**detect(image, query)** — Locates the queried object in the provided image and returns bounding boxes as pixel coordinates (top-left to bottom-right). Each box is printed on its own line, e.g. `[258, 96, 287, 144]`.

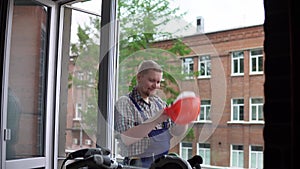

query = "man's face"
[137, 69, 163, 97]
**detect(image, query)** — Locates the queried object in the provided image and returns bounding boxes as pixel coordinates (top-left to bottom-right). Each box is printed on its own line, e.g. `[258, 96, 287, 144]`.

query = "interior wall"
[263, 0, 298, 168]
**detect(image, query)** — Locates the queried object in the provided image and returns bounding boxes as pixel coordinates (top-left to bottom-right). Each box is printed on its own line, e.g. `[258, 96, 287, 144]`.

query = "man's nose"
[154, 83, 160, 89]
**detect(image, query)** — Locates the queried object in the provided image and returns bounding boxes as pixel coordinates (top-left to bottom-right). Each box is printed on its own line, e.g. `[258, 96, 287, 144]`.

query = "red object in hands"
[164, 91, 201, 125]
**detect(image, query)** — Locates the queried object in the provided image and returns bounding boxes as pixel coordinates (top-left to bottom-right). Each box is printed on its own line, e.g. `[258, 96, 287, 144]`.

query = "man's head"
[136, 60, 163, 98]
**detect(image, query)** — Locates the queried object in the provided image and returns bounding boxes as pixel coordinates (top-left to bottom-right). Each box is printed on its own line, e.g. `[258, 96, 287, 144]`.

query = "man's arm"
[120, 113, 169, 146]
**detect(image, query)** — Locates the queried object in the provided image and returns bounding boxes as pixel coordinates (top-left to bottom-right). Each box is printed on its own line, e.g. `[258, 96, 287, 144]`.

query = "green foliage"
[117, 0, 192, 103]
[168, 39, 192, 56]
[69, 16, 101, 140]
[117, 0, 190, 63]
[184, 127, 195, 141]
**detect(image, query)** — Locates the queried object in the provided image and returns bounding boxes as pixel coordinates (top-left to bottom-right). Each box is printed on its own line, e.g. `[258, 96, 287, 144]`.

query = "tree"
[117, 0, 192, 101]
[118, 0, 191, 63]
[69, 16, 101, 143]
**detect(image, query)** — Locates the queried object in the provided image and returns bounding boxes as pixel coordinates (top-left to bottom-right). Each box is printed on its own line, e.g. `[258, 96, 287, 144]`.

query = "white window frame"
[250, 98, 264, 122]
[85, 139, 92, 145]
[74, 103, 82, 120]
[2, 1, 58, 169]
[182, 57, 194, 79]
[180, 142, 193, 161]
[198, 55, 211, 78]
[231, 98, 244, 122]
[231, 51, 244, 76]
[75, 71, 84, 88]
[249, 145, 263, 169]
[197, 143, 210, 165]
[87, 71, 94, 87]
[73, 138, 78, 145]
[230, 144, 244, 168]
[196, 100, 211, 122]
[249, 49, 263, 75]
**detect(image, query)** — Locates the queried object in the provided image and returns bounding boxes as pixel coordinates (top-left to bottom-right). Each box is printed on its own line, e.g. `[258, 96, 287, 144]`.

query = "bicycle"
[61, 147, 202, 169]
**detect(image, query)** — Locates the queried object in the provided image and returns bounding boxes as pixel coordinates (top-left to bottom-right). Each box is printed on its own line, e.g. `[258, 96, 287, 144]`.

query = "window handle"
[4, 129, 11, 141]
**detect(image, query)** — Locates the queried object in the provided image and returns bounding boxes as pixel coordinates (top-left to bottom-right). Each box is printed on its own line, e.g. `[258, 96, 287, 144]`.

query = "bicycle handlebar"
[66, 154, 123, 169]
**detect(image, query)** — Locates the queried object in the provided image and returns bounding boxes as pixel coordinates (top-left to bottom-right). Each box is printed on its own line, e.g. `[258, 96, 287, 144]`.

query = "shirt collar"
[130, 87, 151, 105]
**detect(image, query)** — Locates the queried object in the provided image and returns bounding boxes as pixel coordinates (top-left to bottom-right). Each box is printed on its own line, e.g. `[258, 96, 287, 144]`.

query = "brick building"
[65, 24, 265, 168]
[151, 24, 265, 168]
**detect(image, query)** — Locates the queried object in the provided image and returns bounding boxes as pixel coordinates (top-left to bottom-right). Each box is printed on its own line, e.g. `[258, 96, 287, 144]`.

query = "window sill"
[193, 120, 212, 124]
[227, 121, 264, 124]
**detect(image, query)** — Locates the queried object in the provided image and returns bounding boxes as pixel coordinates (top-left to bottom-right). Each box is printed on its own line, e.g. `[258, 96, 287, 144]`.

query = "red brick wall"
[153, 25, 264, 167]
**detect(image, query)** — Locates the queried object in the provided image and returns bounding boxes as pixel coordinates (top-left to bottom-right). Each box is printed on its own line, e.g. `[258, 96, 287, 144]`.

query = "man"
[114, 60, 187, 168]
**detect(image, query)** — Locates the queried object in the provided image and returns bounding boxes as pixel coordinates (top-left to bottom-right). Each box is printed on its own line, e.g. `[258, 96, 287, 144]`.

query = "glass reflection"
[6, 0, 49, 160]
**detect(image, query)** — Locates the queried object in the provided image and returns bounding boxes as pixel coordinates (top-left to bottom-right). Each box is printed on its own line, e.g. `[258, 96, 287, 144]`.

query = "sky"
[170, 0, 265, 33]
[71, 0, 265, 38]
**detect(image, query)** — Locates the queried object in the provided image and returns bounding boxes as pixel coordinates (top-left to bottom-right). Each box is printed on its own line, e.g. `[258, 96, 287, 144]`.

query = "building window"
[73, 138, 78, 145]
[180, 142, 193, 160]
[87, 71, 95, 86]
[77, 71, 84, 80]
[74, 103, 82, 120]
[87, 103, 94, 110]
[76, 71, 85, 87]
[85, 139, 92, 145]
[231, 145, 244, 168]
[197, 143, 210, 165]
[231, 99, 244, 121]
[250, 49, 263, 74]
[250, 98, 264, 122]
[198, 55, 211, 78]
[182, 57, 194, 79]
[197, 100, 211, 121]
[231, 51, 244, 75]
[249, 145, 263, 169]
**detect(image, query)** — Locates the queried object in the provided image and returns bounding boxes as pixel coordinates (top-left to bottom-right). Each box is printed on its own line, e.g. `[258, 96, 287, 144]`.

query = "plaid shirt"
[114, 87, 171, 157]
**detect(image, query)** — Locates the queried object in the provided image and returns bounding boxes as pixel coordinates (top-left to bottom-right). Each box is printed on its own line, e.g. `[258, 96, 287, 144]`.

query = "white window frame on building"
[197, 143, 211, 165]
[231, 98, 244, 122]
[231, 51, 244, 76]
[87, 71, 95, 86]
[230, 144, 244, 168]
[198, 55, 211, 78]
[250, 98, 264, 122]
[182, 57, 194, 79]
[249, 145, 263, 169]
[74, 102, 82, 120]
[196, 99, 211, 122]
[180, 142, 193, 161]
[249, 48, 264, 75]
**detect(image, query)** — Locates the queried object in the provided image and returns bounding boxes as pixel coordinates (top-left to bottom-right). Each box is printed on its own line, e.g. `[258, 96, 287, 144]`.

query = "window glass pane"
[259, 57, 263, 71]
[200, 107, 205, 120]
[206, 106, 211, 120]
[239, 106, 244, 120]
[252, 106, 257, 120]
[252, 98, 263, 103]
[252, 57, 257, 71]
[6, 0, 50, 160]
[60, 0, 102, 156]
[233, 107, 238, 120]
[233, 60, 238, 73]
[240, 58, 244, 73]
[251, 49, 263, 55]
[232, 152, 237, 166]
[112, 0, 265, 168]
[238, 151, 244, 167]
[258, 106, 264, 120]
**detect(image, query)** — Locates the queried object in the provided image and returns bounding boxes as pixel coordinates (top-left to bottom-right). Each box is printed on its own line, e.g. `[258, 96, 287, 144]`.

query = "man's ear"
[136, 73, 142, 82]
